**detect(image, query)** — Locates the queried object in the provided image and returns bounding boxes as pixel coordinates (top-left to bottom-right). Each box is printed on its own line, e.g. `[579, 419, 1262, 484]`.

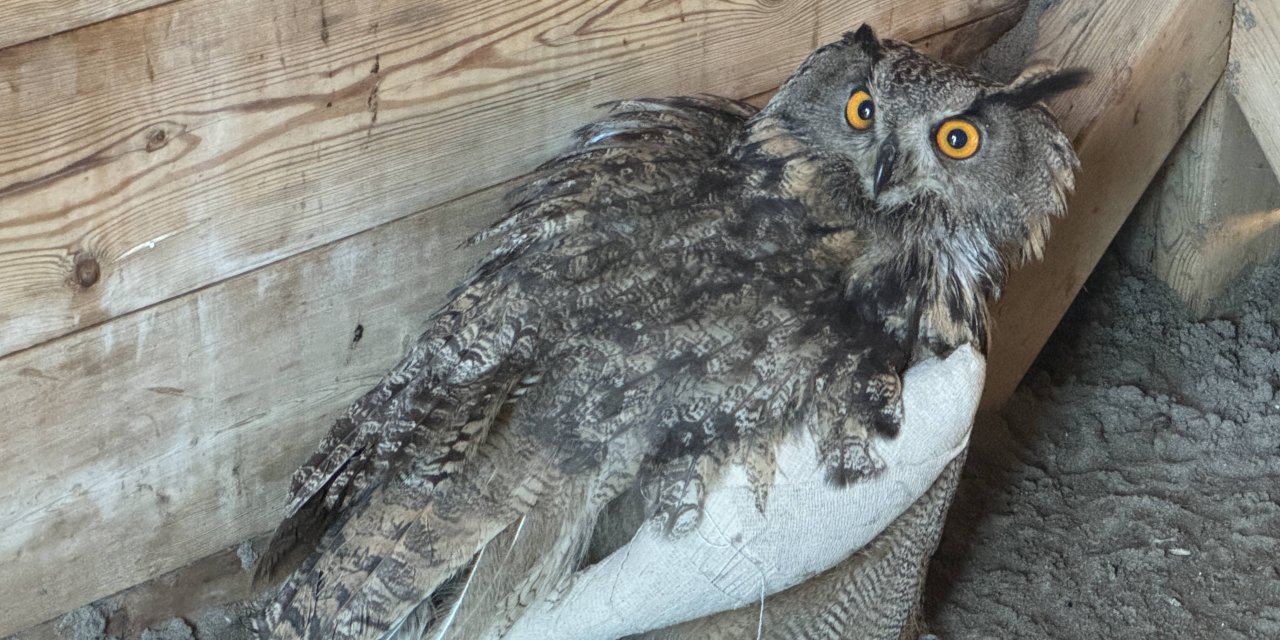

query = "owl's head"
[760, 25, 1086, 268]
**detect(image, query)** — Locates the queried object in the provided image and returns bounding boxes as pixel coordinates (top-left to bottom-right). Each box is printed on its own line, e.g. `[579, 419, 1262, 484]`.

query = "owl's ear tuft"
[844, 24, 883, 61]
[996, 65, 1091, 109]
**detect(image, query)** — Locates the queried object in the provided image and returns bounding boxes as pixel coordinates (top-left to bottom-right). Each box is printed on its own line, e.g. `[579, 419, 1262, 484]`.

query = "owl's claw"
[819, 428, 885, 486]
[862, 370, 905, 437]
[644, 456, 706, 535]
[818, 368, 903, 486]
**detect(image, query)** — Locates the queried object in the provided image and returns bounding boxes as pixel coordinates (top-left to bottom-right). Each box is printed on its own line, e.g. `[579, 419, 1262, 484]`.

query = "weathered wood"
[911, 1, 1026, 66]
[7, 535, 267, 640]
[1230, 0, 1280, 179]
[739, 3, 1029, 108]
[0, 3, 1026, 632]
[0, 0, 1021, 360]
[980, 0, 1233, 408]
[1136, 77, 1280, 318]
[0, 182, 504, 636]
[0, 0, 172, 51]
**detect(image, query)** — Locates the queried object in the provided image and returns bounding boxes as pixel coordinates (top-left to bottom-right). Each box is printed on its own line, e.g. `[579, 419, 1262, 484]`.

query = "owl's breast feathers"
[259, 96, 988, 640]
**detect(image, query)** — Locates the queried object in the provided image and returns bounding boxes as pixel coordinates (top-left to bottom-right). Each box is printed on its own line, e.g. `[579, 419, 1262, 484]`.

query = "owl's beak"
[873, 137, 897, 197]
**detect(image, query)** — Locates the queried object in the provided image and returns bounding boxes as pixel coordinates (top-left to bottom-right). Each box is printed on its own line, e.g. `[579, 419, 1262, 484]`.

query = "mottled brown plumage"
[257, 25, 1082, 640]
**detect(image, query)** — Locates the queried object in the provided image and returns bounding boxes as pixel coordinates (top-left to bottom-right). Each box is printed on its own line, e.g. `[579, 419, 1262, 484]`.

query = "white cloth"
[505, 345, 985, 639]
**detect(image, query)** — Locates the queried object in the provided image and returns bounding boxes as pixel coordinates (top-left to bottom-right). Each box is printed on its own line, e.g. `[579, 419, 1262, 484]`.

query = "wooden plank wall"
[0, 0, 1025, 633]
[980, 0, 1233, 407]
[0, 0, 1017, 359]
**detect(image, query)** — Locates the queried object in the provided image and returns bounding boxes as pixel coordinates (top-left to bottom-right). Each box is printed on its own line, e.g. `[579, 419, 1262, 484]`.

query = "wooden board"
[911, 1, 1026, 66]
[1230, 0, 1280, 178]
[980, 0, 1233, 408]
[0, 0, 1021, 360]
[0, 182, 503, 636]
[0, 2, 1025, 633]
[6, 535, 269, 640]
[1136, 77, 1280, 318]
[0, 0, 172, 51]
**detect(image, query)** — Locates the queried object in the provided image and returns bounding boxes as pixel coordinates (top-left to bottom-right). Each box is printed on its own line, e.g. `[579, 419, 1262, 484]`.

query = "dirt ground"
[927, 5, 1280, 632]
[927, 223, 1280, 638]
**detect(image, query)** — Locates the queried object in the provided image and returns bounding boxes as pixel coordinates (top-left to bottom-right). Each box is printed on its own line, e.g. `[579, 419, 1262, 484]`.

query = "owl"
[255, 24, 1084, 640]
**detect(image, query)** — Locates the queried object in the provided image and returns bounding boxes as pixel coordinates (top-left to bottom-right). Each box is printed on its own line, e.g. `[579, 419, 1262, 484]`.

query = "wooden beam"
[0, 0, 1021, 360]
[980, 0, 1232, 408]
[1230, 0, 1280, 179]
[6, 535, 268, 640]
[0, 3, 1025, 633]
[0, 0, 172, 52]
[911, 2, 1026, 66]
[1136, 77, 1280, 318]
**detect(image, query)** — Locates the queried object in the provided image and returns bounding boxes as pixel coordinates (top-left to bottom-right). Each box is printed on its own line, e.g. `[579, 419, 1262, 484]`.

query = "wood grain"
[0, 181, 504, 636]
[0, 1, 1024, 632]
[1230, 0, 1280, 178]
[1136, 78, 1280, 318]
[980, 0, 1233, 408]
[7, 534, 270, 640]
[911, 1, 1026, 66]
[0, 0, 1020, 360]
[0, 0, 173, 51]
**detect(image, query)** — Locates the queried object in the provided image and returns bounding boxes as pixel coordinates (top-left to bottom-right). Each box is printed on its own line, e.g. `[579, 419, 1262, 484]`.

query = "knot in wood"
[73, 254, 100, 288]
[146, 127, 168, 152]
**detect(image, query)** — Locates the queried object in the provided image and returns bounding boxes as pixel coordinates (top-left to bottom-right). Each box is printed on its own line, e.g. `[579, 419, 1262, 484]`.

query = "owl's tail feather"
[417, 476, 598, 639]
[264, 425, 564, 640]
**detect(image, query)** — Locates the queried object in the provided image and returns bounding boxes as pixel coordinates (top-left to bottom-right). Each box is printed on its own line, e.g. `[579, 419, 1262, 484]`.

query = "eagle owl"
[256, 25, 1083, 640]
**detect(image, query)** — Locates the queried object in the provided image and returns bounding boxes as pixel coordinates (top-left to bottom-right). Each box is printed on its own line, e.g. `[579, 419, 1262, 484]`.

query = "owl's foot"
[819, 429, 885, 486]
[819, 370, 903, 486]
[859, 370, 905, 437]
[643, 455, 706, 535]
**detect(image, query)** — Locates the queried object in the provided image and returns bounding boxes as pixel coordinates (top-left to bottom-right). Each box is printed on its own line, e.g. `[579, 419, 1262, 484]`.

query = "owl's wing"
[255, 94, 758, 587]
[258, 95, 761, 639]
[504, 345, 985, 639]
[252, 280, 539, 588]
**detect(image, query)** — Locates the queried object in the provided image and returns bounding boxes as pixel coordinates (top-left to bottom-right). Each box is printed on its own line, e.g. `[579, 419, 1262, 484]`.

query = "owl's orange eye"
[845, 88, 874, 130]
[935, 119, 981, 159]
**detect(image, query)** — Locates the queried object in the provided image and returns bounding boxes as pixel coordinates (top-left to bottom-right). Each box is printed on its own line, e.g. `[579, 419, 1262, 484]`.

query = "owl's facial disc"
[760, 26, 1086, 255]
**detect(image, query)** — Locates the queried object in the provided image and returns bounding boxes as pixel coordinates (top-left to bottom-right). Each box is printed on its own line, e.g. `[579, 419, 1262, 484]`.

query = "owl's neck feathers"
[842, 206, 1003, 356]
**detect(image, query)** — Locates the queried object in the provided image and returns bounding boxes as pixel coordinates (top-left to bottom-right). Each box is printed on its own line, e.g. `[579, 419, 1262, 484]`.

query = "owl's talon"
[820, 433, 884, 486]
[863, 370, 905, 438]
[644, 456, 706, 535]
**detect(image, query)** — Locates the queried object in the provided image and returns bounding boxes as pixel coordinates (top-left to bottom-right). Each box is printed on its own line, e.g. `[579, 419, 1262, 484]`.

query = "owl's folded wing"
[502, 344, 984, 639]
[253, 95, 759, 590]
